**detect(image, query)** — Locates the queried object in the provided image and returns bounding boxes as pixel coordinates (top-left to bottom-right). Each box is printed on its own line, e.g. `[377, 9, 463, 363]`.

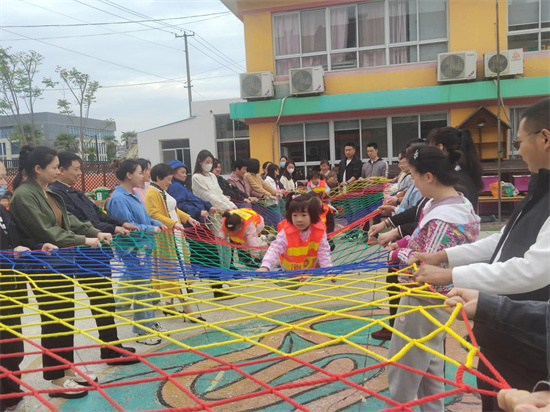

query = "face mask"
[0, 184, 7, 197]
[279, 161, 286, 168]
[287, 168, 294, 174]
[202, 163, 213, 172]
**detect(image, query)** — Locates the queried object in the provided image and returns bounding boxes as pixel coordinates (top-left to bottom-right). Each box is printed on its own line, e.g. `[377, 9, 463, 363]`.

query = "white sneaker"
[67, 371, 98, 387]
[136, 333, 161, 345]
[151, 323, 165, 333]
[49, 378, 88, 399]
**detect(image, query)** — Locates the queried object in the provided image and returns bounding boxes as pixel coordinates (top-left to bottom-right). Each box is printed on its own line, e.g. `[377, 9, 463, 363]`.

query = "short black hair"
[58, 151, 82, 170]
[0, 195, 9, 201]
[262, 161, 271, 171]
[233, 158, 247, 171]
[366, 142, 378, 150]
[136, 158, 151, 172]
[150, 163, 173, 182]
[344, 141, 356, 149]
[247, 158, 260, 174]
[284, 192, 321, 224]
[521, 97, 550, 133]
[222, 211, 243, 232]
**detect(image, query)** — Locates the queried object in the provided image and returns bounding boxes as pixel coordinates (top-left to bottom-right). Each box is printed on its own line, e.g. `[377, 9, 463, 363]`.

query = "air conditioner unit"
[289, 66, 325, 95]
[437, 51, 478, 82]
[239, 71, 274, 100]
[483, 49, 524, 78]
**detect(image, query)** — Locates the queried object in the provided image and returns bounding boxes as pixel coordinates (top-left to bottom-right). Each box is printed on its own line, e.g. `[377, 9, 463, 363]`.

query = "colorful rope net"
[0, 179, 508, 411]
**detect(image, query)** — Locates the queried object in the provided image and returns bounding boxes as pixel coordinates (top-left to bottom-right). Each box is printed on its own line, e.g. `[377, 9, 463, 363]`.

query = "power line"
[0, 27, 186, 84]
[0, 12, 230, 28]
[194, 33, 246, 72]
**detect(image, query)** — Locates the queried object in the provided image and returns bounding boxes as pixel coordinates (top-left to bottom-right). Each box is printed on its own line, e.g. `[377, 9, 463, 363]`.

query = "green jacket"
[11, 179, 100, 248]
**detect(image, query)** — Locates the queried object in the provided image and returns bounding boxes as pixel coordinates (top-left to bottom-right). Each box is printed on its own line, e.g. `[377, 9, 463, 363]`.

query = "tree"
[8, 123, 43, 146]
[120, 130, 137, 149]
[44, 67, 100, 158]
[54, 132, 79, 153]
[102, 134, 117, 161]
[85, 146, 96, 162]
[0, 47, 46, 145]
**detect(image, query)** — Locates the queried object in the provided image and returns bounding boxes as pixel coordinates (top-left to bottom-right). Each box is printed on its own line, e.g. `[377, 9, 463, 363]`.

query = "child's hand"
[256, 267, 269, 272]
[386, 242, 399, 251]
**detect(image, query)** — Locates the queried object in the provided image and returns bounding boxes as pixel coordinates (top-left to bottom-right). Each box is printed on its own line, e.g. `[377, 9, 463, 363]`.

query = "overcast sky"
[0, 0, 245, 138]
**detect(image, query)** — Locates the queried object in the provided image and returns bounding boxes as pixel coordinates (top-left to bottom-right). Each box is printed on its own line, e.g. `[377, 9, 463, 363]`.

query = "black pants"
[477, 348, 547, 411]
[30, 270, 76, 381]
[386, 269, 399, 327]
[74, 250, 119, 345]
[0, 272, 25, 410]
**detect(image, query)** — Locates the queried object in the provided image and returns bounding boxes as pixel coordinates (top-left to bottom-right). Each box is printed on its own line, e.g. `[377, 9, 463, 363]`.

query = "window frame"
[507, 0, 550, 52]
[272, 0, 449, 75]
[215, 115, 251, 174]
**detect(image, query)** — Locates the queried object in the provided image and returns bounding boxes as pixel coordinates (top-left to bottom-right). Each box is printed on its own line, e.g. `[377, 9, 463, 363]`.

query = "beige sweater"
[246, 173, 277, 197]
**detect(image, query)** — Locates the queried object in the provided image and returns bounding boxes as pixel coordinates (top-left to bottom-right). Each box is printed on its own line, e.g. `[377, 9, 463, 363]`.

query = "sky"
[0, 0, 246, 138]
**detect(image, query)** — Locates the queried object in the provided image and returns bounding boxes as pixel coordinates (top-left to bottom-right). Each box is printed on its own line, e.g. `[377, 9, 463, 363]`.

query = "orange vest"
[221, 208, 262, 244]
[307, 179, 327, 194]
[320, 203, 330, 225]
[279, 220, 326, 270]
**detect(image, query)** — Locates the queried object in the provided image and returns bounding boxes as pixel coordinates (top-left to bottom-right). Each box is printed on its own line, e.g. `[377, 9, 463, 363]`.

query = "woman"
[192, 150, 236, 212]
[133, 158, 151, 202]
[212, 158, 253, 204]
[106, 159, 165, 345]
[245, 159, 278, 199]
[279, 156, 288, 169]
[191, 150, 236, 299]
[280, 159, 297, 192]
[167, 159, 216, 225]
[10, 146, 108, 398]
[426, 127, 484, 211]
[264, 163, 281, 192]
[145, 163, 204, 322]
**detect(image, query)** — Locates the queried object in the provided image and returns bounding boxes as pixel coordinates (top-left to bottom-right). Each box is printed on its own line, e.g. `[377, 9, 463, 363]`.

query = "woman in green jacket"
[10, 146, 111, 399]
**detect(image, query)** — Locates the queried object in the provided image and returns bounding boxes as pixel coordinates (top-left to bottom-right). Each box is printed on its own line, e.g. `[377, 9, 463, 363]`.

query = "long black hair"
[406, 144, 460, 187]
[13, 145, 58, 189]
[282, 159, 296, 180]
[426, 127, 483, 191]
[193, 150, 214, 175]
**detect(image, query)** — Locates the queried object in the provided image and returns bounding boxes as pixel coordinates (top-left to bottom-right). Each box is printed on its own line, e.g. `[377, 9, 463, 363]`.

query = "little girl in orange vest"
[258, 193, 332, 271]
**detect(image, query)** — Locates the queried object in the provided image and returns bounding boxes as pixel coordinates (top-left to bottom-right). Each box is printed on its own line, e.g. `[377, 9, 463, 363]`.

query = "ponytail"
[13, 145, 57, 190]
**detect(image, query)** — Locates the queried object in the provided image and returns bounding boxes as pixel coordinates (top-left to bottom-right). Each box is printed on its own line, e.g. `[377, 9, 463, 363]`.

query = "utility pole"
[496, 0, 502, 221]
[175, 31, 195, 118]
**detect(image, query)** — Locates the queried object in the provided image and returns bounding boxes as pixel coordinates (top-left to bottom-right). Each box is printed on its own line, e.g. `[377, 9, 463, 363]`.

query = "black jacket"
[474, 168, 550, 387]
[387, 197, 430, 238]
[48, 181, 125, 234]
[216, 175, 248, 202]
[337, 156, 363, 184]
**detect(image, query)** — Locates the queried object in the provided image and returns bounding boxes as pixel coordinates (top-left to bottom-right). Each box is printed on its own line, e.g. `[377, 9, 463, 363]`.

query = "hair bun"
[110, 158, 122, 170]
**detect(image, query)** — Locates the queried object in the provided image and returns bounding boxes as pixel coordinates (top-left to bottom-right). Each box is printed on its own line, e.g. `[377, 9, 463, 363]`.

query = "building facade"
[222, 0, 550, 175]
[137, 98, 250, 174]
[0, 112, 116, 162]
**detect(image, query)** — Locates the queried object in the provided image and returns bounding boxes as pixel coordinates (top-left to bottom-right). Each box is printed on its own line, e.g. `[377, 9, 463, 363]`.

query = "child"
[385, 145, 480, 412]
[258, 193, 332, 271]
[307, 172, 330, 196]
[219, 208, 265, 266]
[0, 195, 9, 209]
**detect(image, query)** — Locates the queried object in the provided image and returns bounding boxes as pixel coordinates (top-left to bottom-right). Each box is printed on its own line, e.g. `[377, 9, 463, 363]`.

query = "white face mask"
[287, 168, 295, 174]
[202, 163, 213, 172]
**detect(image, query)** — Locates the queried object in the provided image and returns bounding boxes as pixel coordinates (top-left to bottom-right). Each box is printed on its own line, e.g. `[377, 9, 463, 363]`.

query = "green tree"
[85, 146, 96, 162]
[54, 132, 79, 153]
[44, 67, 100, 157]
[8, 123, 43, 146]
[0, 47, 46, 145]
[102, 133, 117, 160]
[120, 130, 137, 149]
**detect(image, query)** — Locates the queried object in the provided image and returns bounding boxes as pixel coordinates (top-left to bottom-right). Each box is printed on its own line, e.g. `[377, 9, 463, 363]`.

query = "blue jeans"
[116, 244, 157, 334]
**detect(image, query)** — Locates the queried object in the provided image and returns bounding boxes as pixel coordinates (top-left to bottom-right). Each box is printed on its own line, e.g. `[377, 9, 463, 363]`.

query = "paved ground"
[10, 224, 505, 411]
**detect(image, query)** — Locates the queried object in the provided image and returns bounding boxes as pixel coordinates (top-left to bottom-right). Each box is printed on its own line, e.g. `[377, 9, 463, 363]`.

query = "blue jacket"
[106, 185, 161, 231]
[167, 178, 212, 220]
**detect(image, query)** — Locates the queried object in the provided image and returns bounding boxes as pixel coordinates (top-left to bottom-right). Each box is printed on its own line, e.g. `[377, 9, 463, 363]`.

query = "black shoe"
[162, 309, 184, 317]
[213, 290, 236, 300]
[185, 315, 206, 324]
[101, 346, 139, 366]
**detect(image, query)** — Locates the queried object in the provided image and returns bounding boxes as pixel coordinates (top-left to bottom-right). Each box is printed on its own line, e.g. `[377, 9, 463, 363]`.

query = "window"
[280, 122, 329, 178]
[273, 0, 448, 75]
[215, 115, 251, 173]
[279, 112, 447, 175]
[508, 0, 550, 51]
[161, 139, 191, 169]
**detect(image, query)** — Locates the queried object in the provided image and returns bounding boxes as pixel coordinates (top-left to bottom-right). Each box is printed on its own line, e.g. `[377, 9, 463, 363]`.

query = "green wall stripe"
[230, 76, 550, 120]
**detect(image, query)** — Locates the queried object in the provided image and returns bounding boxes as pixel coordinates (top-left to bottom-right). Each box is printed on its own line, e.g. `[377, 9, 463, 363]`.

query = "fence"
[5, 161, 117, 193]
